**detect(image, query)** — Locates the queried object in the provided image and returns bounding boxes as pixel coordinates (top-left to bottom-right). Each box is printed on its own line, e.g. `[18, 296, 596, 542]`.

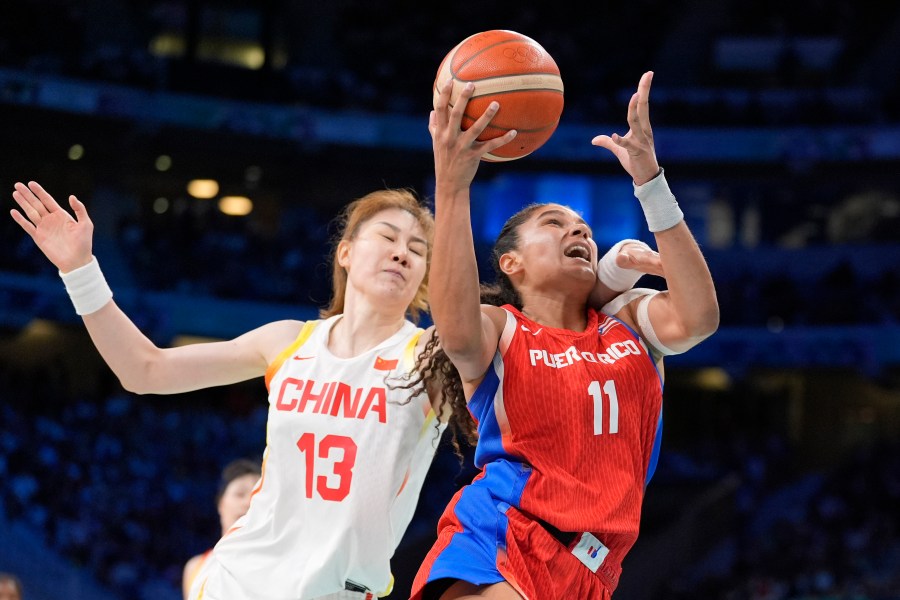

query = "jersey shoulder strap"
[264, 320, 321, 388]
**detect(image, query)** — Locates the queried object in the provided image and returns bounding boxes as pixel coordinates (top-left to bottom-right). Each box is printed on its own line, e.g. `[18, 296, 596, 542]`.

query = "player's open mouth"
[563, 243, 591, 262]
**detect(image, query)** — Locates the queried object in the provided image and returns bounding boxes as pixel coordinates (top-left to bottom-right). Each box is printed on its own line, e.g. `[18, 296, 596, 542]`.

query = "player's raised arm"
[427, 80, 516, 384]
[10, 181, 293, 394]
[593, 72, 719, 354]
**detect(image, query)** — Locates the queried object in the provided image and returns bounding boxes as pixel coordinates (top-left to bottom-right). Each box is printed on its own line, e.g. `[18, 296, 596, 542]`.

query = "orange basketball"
[433, 30, 564, 162]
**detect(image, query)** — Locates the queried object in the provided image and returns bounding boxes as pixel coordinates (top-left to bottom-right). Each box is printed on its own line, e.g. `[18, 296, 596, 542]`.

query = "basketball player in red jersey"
[411, 71, 719, 600]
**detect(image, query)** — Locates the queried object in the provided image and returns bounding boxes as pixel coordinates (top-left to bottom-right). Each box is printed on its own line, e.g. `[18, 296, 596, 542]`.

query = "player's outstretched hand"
[591, 71, 661, 186]
[429, 79, 518, 193]
[10, 181, 94, 273]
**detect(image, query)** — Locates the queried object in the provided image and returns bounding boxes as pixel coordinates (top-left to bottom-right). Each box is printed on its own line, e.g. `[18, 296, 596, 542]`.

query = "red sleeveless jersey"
[468, 305, 664, 544]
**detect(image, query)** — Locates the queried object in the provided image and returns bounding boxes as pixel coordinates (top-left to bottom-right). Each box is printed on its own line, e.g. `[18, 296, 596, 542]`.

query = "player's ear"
[498, 251, 522, 277]
[337, 239, 352, 269]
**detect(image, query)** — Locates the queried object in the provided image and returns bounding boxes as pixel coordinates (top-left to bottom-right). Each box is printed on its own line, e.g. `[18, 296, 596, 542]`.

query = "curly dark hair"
[392, 203, 547, 460]
[390, 333, 474, 461]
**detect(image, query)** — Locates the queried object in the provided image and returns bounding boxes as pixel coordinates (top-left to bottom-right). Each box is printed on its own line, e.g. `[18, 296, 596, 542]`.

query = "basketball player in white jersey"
[10, 180, 661, 599]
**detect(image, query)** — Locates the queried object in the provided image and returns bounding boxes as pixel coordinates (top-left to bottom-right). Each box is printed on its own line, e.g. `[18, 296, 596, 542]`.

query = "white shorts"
[188, 552, 376, 600]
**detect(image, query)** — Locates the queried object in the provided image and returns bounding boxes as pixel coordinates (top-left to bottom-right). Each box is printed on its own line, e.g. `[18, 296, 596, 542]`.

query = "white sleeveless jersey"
[194, 316, 446, 600]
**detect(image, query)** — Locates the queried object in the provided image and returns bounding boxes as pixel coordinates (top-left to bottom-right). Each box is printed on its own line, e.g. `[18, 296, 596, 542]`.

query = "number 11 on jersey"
[588, 380, 619, 435]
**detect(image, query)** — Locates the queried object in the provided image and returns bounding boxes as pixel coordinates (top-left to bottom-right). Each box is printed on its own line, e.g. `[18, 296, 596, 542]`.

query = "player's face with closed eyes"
[339, 208, 429, 308]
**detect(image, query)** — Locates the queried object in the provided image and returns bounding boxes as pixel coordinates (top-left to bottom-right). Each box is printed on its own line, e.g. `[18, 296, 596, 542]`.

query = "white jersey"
[191, 316, 446, 600]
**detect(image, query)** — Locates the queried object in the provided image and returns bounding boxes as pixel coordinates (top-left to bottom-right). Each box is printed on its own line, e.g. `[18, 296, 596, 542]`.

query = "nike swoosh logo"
[293, 356, 315, 360]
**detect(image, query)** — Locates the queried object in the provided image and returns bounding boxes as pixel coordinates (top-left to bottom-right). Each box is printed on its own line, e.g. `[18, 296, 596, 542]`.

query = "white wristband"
[59, 256, 113, 315]
[597, 239, 650, 292]
[633, 168, 684, 232]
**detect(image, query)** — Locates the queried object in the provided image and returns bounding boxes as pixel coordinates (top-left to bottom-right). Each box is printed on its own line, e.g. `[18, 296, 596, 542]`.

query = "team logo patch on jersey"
[571, 532, 609, 573]
[373, 356, 398, 371]
[598, 315, 619, 332]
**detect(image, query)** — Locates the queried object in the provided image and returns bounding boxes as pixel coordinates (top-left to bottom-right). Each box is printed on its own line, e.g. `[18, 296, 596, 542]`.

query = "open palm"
[591, 71, 661, 186]
[10, 181, 94, 273]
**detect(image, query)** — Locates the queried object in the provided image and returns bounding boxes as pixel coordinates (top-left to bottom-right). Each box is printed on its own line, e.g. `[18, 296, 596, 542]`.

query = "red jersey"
[468, 305, 664, 552]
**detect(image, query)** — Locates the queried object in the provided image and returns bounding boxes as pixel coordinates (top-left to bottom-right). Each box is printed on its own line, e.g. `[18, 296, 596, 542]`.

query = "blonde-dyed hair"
[320, 188, 434, 323]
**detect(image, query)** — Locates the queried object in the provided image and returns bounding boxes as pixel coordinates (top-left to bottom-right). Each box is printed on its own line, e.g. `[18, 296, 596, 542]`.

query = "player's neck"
[327, 309, 407, 358]
[520, 293, 588, 332]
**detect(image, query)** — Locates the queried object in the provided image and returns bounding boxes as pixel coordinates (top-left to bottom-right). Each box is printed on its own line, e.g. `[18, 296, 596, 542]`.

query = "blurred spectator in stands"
[182, 457, 261, 599]
[0, 573, 23, 600]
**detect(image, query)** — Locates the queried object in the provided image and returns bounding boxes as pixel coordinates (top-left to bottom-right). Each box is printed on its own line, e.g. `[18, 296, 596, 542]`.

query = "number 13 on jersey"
[296, 433, 358, 501]
[588, 380, 619, 435]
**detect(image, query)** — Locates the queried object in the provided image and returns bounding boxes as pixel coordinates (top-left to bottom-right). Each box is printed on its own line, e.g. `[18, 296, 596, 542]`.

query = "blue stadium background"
[1, 1, 899, 599]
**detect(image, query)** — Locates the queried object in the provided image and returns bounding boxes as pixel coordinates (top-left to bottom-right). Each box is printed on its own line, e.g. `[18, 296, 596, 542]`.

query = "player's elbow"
[115, 356, 164, 395]
[438, 335, 479, 363]
[435, 333, 491, 381]
[118, 375, 152, 395]
[685, 302, 720, 341]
